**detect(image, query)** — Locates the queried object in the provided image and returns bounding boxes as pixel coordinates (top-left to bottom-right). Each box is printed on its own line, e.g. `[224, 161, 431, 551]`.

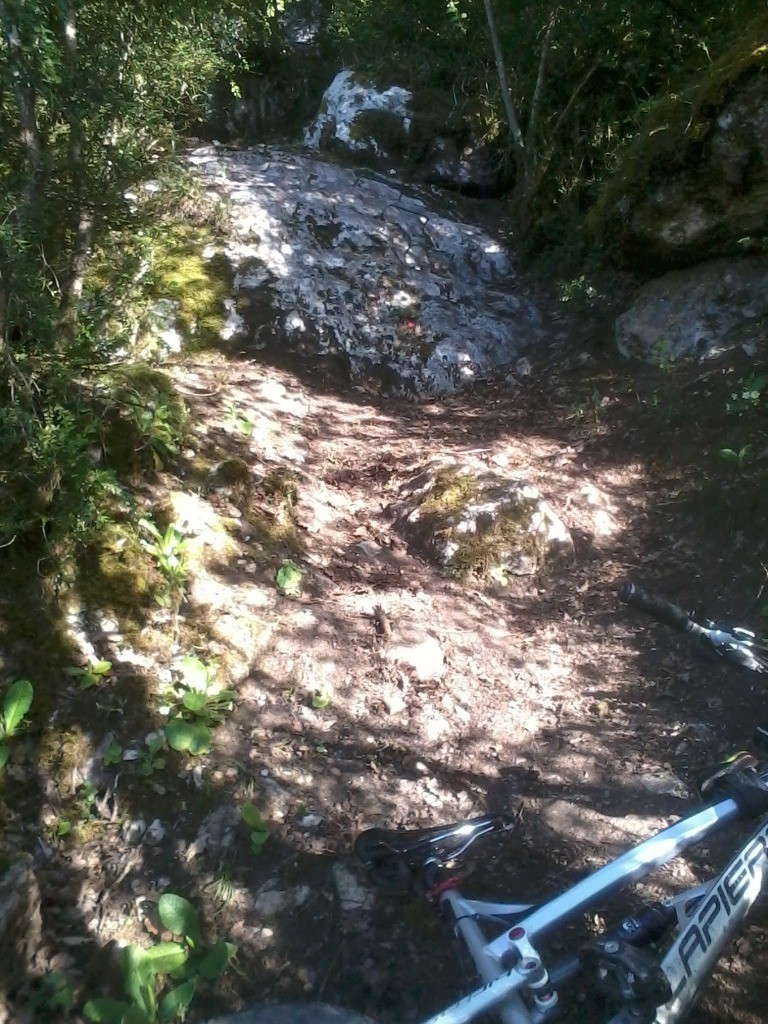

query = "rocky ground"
[2, 284, 768, 1024]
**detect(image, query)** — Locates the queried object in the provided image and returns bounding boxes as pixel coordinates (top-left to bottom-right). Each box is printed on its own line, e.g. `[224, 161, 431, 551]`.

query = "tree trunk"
[0, 6, 44, 205]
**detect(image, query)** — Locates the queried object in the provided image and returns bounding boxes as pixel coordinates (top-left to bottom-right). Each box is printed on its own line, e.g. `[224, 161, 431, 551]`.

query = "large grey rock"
[615, 258, 768, 361]
[305, 71, 503, 195]
[187, 145, 542, 395]
[304, 70, 412, 160]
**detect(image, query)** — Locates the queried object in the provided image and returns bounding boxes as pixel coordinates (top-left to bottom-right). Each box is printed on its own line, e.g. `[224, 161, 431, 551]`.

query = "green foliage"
[0, 0, 278, 564]
[224, 401, 255, 436]
[327, 1, 763, 251]
[160, 656, 235, 756]
[139, 733, 168, 777]
[275, 559, 302, 596]
[0, 678, 34, 770]
[241, 804, 270, 852]
[727, 374, 768, 416]
[587, 11, 768, 256]
[84, 893, 235, 1023]
[139, 517, 189, 602]
[30, 970, 75, 1017]
[65, 658, 113, 690]
[719, 370, 768, 473]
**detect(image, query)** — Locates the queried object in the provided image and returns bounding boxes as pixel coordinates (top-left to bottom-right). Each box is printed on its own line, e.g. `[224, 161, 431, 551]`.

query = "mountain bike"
[210, 581, 768, 1024]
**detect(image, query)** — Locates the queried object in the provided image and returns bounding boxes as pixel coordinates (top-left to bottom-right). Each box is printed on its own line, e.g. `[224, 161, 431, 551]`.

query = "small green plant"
[160, 657, 235, 759]
[84, 893, 235, 1024]
[129, 402, 182, 469]
[652, 338, 675, 374]
[223, 401, 255, 436]
[139, 733, 168, 777]
[139, 517, 189, 602]
[241, 805, 270, 853]
[726, 373, 768, 416]
[275, 559, 302, 596]
[311, 690, 330, 710]
[103, 739, 124, 766]
[30, 969, 74, 1016]
[720, 444, 754, 468]
[50, 782, 99, 840]
[0, 678, 34, 770]
[65, 657, 113, 690]
[54, 818, 74, 838]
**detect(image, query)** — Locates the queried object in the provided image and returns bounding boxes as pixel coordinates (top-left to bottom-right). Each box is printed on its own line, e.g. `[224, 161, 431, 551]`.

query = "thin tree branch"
[528, 8, 558, 150]
[482, 0, 525, 153]
[550, 59, 602, 142]
[58, 4, 94, 336]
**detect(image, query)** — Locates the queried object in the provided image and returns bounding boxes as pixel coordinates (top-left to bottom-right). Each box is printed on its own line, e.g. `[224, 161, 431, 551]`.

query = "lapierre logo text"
[667, 825, 768, 999]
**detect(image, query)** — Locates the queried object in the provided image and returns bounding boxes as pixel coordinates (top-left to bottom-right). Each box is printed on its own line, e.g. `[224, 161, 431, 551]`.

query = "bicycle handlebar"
[618, 581, 695, 634]
[619, 579, 768, 674]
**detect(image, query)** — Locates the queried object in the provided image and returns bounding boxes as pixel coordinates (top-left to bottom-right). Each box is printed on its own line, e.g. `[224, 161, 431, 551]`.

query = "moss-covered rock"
[391, 459, 573, 581]
[589, 14, 768, 270]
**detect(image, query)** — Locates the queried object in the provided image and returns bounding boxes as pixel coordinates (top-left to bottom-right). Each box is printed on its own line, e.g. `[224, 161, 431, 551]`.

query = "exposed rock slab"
[187, 144, 542, 395]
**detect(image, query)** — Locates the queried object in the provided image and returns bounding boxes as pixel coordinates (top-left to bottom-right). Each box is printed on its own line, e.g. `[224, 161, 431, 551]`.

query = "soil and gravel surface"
[2, 301, 768, 1024]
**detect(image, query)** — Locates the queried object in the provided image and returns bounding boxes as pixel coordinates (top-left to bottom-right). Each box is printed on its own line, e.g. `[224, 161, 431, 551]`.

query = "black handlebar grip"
[619, 581, 694, 633]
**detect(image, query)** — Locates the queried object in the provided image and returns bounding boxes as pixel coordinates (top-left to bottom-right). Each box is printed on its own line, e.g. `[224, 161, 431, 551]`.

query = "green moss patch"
[145, 223, 232, 351]
[397, 463, 571, 582]
[77, 521, 157, 614]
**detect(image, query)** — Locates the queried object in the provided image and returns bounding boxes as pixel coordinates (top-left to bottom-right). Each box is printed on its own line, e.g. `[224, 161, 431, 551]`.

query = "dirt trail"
[171, 339, 768, 1024]
[5, 331, 768, 1024]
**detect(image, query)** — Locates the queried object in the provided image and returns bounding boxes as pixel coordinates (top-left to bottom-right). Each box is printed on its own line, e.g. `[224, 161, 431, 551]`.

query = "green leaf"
[164, 719, 211, 754]
[158, 979, 196, 1021]
[142, 942, 188, 975]
[121, 947, 155, 1017]
[311, 691, 329, 709]
[250, 830, 269, 849]
[158, 894, 201, 944]
[196, 940, 235, 980]
[3, 679, 33, 736]
[123, 1007, 152, 1024]
[56, 820, 73, 837]
[182, 691, 208, 714]
[147, 734, 166, 755]
[240, 804, 263, 828]
[0, 745, 9, 771]
[178, 656, 210, 691]
[83, 998, 132, 1023]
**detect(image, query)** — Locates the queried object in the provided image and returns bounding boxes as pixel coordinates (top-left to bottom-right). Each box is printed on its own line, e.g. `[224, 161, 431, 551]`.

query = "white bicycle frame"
[416, 792, 768, 1024]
